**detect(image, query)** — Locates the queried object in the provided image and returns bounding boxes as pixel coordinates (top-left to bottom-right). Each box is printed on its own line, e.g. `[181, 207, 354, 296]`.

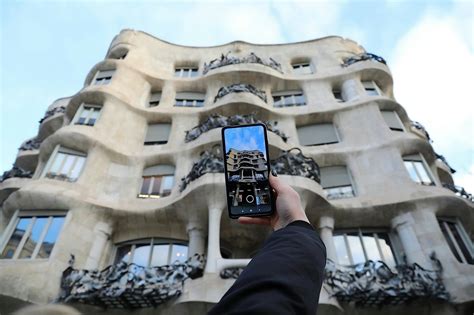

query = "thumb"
[269, 171, 290, 195]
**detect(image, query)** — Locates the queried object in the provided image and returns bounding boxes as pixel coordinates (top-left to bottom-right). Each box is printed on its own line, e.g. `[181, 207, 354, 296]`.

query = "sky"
[0, 0, 473, 191]
[224, 125, 267, 160]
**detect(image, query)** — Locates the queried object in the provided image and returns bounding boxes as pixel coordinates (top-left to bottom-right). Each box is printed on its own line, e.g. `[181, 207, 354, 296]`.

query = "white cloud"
[453, 163, 474, 193]
[390, 7, 474, 188]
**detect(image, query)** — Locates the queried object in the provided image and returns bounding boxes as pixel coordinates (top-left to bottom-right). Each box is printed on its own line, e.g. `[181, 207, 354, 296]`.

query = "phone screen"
[222, 124, 275, 218]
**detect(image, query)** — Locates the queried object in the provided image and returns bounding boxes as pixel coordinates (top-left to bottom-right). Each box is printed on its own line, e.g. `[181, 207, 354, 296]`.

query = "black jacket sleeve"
[208, 220, 327, 315]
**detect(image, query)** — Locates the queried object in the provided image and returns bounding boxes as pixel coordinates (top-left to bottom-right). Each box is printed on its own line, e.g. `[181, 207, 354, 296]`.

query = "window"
[438, 218, 474, 264]
[114, 239, 188, 269]
[93, 70, 114, 85]
[403, 154, 434, 185]
[175, 92, 205, 107]
[138, 165, 175, 198]
[72, 104, 101, 126]
[297, 123, 339, 146]
[148, 92, 161, 107]
[42, 147, 86, 182]
[292, 62, 312, 75]
[144, 123, 171, 145]
[362, 81, 381, 96]
[381, 110, 404, 131]
[320, 166, 355, 200]
[174, 67, 199, 78]
[0, 212, 66, 259]
[333, 89, 344, 102]
[273, 91, 306, 107]
[333, 229, 398, 267]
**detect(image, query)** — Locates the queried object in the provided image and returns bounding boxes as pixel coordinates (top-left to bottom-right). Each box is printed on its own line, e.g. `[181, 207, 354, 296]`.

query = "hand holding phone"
[222, 124, 276, 219]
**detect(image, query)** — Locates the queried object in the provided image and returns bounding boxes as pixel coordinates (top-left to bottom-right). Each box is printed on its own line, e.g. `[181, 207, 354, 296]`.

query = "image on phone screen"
[222, 124, 274, 218]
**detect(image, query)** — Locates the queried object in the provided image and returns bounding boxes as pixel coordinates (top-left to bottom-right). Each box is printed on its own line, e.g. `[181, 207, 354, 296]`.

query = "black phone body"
[221, 123, 276, 219]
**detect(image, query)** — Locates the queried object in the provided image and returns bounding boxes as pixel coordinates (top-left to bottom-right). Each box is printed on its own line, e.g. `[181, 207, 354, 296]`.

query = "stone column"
[205, 205, 223, 273]
[318, 216, 337, 262]
[391, 212, 431, 267]
[341, 78, 362, 102]
[187, 221, 205, 257]
[84, 222, 112, 270]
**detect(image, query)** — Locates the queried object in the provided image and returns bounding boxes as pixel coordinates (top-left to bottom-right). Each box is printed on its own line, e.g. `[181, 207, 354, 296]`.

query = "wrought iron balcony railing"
[214, 83, 267, 103]
[0, 166, 33, 183]
[18, 137, 42, 151]
[203, 52, 283, 75]
[180, 146, 320, 192]
[57, 254, 205, 309]
[435, 153, 456, 173]
[410, 120, 432, 142]
[39, 105, 66, 124]
[442, 183, 474, 202]
[342, 52, 387, 67]
[184, 113, 288, 143]
[221, 253, 449, 307]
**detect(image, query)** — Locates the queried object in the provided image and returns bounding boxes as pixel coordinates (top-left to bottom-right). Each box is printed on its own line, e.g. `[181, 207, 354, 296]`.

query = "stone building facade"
[0, 30, 473, 314]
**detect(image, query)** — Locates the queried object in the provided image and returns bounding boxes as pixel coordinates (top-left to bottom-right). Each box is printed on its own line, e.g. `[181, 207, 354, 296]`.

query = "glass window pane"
[1, 218, 31, 258]
[377, 233, 396, 268]
[132, 244, 152, 267]
[404, 161, 419, 182]
[140, 177, 152, 195]
[294, 94, 305, 105]
[61, 155, 76, 176]
[161, 176, 174, 196]
[38, 217, 65, 258]
[414, 161, 431, 184]
[69, 156, 85, 180]
[114, 244, 132, 264]
[362, 234, 381, 261]
[87, 109, 100, 125]
[333, 235, 351, 265]
[49, 152, 66, 175]
[19, 218, 48, 259]
[150, 177, 162, 196]
[346, 234, 365, 264]
[170, 244, 188, 264]
[150, 244, 169, 267]
[448, 222, 474, 264]
[439, 222, 462, 262]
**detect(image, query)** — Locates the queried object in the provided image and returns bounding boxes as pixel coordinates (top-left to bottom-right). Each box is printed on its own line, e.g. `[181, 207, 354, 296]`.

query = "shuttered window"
[175, 67, 199, 78]
[320, 166, 355, 200]
[273, 91, 306, 107]
[292, 62, 312, 75]
[144, 124, 171, 145]
[139, 165, 175, 198]
[297, 124, 339, 146]
[93, 70, 115, 85]
[381, 111, 404, 131]
[362, 81, 381, 96]
[149, 92, 161, 107]
[175, 92, 205, 107]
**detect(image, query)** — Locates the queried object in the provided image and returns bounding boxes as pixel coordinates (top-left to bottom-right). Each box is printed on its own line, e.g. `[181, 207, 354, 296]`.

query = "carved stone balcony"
[57, 254, 205, 309]
[0, 166, 33, 183]
[203, 52, 283, 75]
[180, 146, 320, 192]
[342, 52, 387, 67]
[221, 253, 449, 307]
[442, 183, 474, 203]
[214, 83, 267, 103]
[184, 113, 288, 143]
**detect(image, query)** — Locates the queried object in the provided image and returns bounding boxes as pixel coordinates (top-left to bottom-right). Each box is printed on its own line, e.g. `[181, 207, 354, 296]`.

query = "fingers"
[238, 216, 271, 226]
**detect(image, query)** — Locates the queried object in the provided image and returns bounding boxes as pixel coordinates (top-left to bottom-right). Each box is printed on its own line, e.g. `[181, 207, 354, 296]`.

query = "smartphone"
[222, 123, 275, 219]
